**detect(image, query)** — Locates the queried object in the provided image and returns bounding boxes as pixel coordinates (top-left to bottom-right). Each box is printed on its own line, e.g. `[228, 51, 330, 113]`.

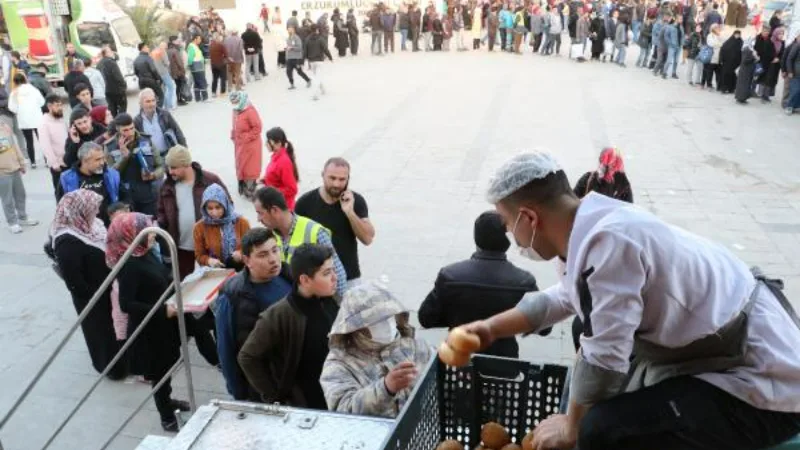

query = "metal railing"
[0, 227, 197, 450]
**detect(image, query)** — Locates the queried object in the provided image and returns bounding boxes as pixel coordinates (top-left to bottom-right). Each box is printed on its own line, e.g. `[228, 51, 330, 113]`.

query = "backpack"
[697, 44, 713, 64]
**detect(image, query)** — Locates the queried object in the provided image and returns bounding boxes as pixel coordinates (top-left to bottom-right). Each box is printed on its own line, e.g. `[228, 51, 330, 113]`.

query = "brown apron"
[625, 267, 800, 393]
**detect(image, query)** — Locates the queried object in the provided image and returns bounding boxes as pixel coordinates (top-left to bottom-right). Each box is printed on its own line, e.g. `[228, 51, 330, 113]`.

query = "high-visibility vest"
[274, 215, 325, 263]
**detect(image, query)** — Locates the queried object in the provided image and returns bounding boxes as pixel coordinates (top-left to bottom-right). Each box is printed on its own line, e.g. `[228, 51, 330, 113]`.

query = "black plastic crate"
[382, 354, 569, 449]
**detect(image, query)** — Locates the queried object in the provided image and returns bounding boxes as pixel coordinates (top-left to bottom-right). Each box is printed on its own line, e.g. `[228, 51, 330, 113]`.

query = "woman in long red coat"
[262, 126, 299, 210]
[229, 91, 262, 200]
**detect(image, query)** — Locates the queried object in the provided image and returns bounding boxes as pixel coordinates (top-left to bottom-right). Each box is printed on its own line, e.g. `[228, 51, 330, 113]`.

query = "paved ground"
[1, 41, 800, 449]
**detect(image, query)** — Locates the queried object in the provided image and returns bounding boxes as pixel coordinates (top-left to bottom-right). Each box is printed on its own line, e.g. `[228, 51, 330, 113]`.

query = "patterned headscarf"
[201, 183, 240, 260]
[90, 105, 108, 127]
[105, 212, 154, 268]
[51, 189, 107, 251]
[597, 147, 625, 182]
[229, 90, 249, 111]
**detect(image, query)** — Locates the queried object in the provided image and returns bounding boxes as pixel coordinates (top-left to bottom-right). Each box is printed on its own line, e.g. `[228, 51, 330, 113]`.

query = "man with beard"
[64, 108, 105, 167]
[38, 95, 67, 196]
[295, 157, 374, 283]
[57, 142, 125, 226]
[158, 145, 228, 280]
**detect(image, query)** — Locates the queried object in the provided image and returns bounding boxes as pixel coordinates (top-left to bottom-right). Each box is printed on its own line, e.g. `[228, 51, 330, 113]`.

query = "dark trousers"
[186, 313, 219, 367]
[285, 59, 310, 86]
[106, 92, 127, 117]
[21, 128, 38, 164]
[152, 377, 175, 422]
[177, 248, 196, 281]
[532, 32, 543, 52]
[411, 27, 420, 51]
[579, 376, 800, 450]
[349, 32, 359, 55]
[499, 29, 508, 50]
[49, 168, 62, 198]
[702, 63, 721, 89]
[384, 30, 395, 52]
[175, 76, 190, 103]
[139, 80, 164, 107]
[473, 38, 480, 49]
[191, 71, 208, 102]
[488, 29, 497, 51]
[211, 65, 227, 95]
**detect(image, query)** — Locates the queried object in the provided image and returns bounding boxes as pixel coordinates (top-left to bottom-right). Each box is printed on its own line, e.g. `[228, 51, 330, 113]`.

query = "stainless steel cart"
[145, 400, 395, 450]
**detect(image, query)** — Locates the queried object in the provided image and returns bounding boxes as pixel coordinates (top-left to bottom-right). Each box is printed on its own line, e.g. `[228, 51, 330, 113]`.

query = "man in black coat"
[133, 43, 164, 108]
[419, 211, 550, 358]
[97, 46, 129, 117]
[63, 59, 93, 108]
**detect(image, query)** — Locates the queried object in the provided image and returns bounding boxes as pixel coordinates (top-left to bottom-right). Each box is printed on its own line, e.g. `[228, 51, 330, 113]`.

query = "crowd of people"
[1, 0, 799, 445]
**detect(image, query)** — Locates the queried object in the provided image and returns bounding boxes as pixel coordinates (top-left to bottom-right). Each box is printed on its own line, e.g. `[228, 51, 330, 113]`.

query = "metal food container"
[161, 400, 395, 450]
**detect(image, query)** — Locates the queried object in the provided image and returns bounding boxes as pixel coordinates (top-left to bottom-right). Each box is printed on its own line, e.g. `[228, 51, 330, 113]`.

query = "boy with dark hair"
[107, 201, 131, 221]
[215, 227, 292, 400]
[73, 82, 93, 113]
[238, 242, 339, 408]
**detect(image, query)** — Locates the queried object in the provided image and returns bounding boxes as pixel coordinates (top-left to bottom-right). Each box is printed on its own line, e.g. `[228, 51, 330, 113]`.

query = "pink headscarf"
[771, 27, 785, 54]
[105, 212, 153, 268]
[51, 189, 107, 251]
[597, 147, 625, 183]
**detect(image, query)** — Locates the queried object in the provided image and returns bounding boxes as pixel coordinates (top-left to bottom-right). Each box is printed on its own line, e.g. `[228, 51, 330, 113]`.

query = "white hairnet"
[486, 152, 563, 204]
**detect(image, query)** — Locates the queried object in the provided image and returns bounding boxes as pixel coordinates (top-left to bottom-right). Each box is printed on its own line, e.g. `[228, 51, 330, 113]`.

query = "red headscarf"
[105, 212, 154, 268]
[597, 147, 625, 183]
[90, 105, 108, 127]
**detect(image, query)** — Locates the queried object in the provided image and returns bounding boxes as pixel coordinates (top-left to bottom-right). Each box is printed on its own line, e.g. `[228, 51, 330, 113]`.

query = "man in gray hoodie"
[223, 30, 245, 90]
[285, 26, 311, 89]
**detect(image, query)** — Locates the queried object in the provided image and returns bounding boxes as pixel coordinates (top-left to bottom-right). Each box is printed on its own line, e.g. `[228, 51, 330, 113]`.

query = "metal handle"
[0, 227, 197, 450]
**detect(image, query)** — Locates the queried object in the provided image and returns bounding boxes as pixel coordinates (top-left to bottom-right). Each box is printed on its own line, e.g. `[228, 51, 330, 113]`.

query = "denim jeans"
[160, 74, 176, 109]
[615, 45, 627, 65]
[372, 31, 383, 54]
[667, 46, 680, 76]
[789, 76, 800, 109]
[400, 29, 408, 50]
[632, 20, 641, 42]
[636, 44, 651, 66]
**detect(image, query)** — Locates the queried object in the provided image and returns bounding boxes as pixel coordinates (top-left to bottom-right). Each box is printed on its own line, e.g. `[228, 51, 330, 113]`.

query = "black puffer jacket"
[419, 250, 550, 358]
[133, 52, 161, 86]
[97, 56, 127, 95]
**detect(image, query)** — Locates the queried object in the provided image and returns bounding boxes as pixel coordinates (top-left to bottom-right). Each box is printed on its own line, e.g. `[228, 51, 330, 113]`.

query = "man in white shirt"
[461, 152, 800, 450]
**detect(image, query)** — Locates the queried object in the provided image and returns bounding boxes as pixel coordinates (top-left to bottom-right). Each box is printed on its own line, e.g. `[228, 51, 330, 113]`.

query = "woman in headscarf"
[735, 38, 758, 104]
[193, 183, 250, 270]
[573, 147, 633, 202]
[346, 9, 359, 55]
[589, 11, 606, 60]
[718, 29, 744, 94]
[52, 189, 126, 379]
[107, 212, 188, 432]
[320, 281, 433, 418]
[332, 8, 350, 57]
[229, 91, 262, 201]
[762, 27, 786, 102]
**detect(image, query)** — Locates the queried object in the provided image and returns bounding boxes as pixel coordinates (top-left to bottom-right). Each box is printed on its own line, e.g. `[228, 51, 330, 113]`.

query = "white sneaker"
[19, 219, 39, 227]
[9, 224, 22, 234]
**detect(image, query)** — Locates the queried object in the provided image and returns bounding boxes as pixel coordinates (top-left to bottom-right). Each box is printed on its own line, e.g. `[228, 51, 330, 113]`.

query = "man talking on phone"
[63, 108, 105, 167]
[295, 157, 374, 283]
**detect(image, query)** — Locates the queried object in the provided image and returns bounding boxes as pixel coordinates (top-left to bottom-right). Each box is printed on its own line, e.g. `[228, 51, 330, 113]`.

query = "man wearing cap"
[459, 152, 800, 450]
[419, 211, 547, 359]
[157, 145, 229, 279]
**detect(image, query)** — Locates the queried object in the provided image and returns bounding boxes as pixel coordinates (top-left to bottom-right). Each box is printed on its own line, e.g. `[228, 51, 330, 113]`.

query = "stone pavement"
[1, 45, 800, 449]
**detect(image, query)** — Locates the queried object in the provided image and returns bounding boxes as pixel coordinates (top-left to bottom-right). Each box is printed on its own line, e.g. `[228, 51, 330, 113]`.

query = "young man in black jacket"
[419, 211, 550, 358]
[241, 23, 264, 82]
[304, 25, 333, 101]
[133, 43, 164, 108]
[64, 108, 105, 167]
[97, 46, 128, 117]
